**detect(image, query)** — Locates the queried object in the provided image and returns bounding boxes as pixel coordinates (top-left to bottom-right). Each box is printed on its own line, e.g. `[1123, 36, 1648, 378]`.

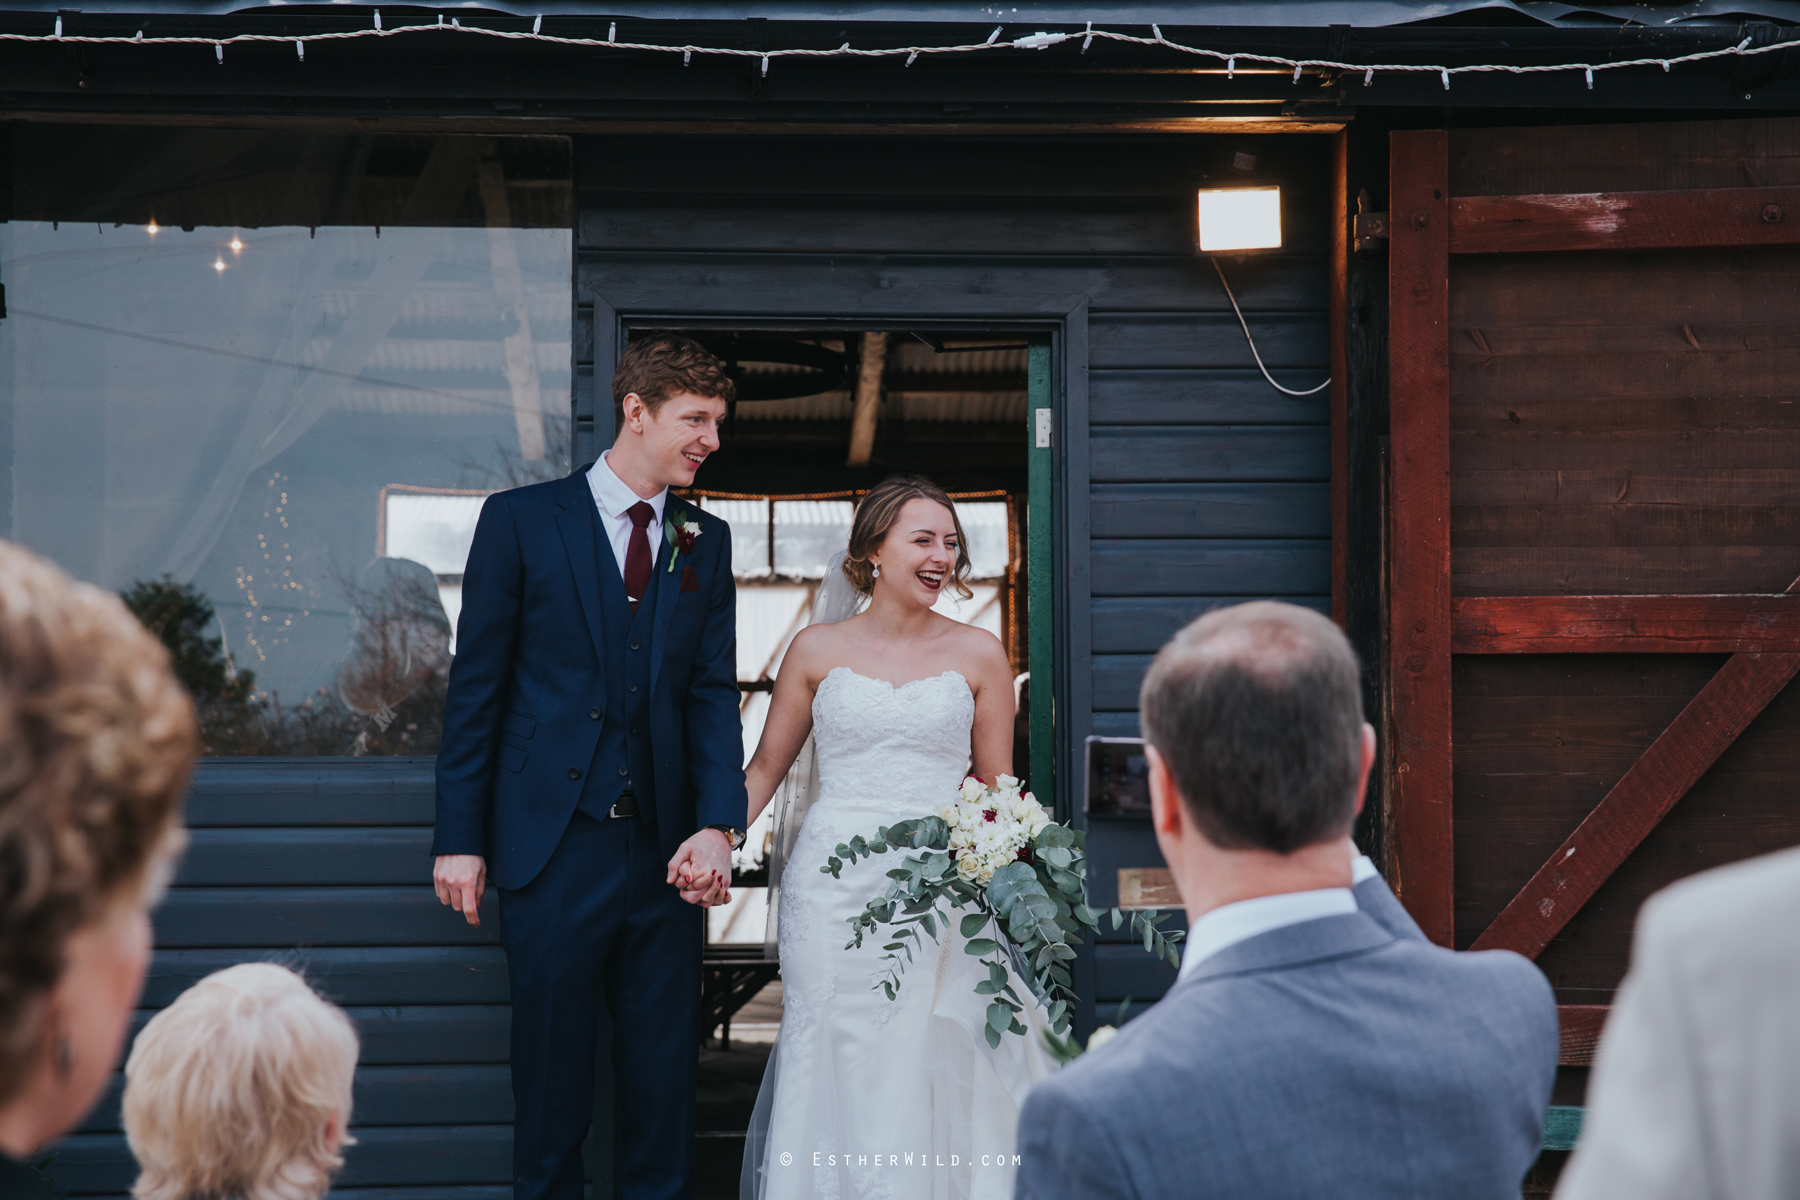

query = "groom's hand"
[433, 854, 488, 926]
[668, 828, 733, 906]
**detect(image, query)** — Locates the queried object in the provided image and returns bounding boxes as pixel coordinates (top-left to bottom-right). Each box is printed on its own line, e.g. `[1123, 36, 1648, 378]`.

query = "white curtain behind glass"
[1, 221, 570, 711]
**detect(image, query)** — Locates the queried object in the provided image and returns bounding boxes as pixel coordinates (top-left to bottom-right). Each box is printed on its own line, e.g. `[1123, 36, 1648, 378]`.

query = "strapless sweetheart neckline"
[821, 665, 969, 694]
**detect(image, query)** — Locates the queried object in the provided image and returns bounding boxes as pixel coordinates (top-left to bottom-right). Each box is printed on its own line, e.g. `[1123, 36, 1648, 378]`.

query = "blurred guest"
[124, 963, 358, 1200]
[0, 541, 195, 1197]
[1015, 601, 1557, 1200]
[1556, 845, 1800, 1200]
[338, 557, 452, 756]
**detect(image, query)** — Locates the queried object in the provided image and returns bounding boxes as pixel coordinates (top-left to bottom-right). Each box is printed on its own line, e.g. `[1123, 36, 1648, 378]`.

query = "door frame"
[578, 292, 1092, 826]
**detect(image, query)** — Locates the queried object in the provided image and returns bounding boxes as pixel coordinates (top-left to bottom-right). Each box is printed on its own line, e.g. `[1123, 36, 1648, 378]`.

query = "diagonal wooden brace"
[1471, 648, 1800, 959]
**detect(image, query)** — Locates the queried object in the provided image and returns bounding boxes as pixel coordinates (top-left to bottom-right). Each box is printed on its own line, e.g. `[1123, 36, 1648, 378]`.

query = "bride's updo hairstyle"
[844, 475, 974, 601]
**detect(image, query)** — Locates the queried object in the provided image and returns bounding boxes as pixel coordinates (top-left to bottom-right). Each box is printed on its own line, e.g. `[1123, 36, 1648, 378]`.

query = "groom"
[432, 334, 748, 1199]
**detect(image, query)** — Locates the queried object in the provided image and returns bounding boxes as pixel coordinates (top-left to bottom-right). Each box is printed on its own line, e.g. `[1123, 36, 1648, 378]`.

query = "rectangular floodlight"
[1196, 186, 1282, 253]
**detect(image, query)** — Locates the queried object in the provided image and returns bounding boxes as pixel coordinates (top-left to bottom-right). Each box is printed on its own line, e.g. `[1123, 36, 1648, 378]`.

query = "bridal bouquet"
[822, 774, 1183, 1047]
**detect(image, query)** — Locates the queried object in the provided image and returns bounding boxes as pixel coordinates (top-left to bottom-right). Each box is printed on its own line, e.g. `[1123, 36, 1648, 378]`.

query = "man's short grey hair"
[1139, 601, 1364, 854]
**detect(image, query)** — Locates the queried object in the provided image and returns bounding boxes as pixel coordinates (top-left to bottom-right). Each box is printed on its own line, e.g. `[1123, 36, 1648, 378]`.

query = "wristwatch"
[708, 824, 746, 850]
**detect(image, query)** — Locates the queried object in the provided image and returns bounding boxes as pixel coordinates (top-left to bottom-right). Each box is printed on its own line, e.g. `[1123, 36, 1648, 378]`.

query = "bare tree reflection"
[458, 414, 572, 491]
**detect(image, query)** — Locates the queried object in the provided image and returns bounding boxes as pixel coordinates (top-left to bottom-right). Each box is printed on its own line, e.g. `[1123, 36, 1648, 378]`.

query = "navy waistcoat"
[577, 514, 660, 823]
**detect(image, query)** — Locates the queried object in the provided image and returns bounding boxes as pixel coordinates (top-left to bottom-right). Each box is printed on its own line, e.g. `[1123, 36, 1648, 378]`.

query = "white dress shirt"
[1176, 886, 1359, 981]
[1351, 853, 1379, 885]
[586, 451, 667, 580]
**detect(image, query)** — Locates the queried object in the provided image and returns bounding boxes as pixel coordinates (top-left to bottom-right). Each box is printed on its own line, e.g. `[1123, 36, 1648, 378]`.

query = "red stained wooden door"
[1385, 119, 1800, 1066]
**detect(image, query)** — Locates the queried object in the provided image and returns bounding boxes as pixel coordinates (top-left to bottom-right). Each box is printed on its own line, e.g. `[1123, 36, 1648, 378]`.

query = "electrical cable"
[0, 19, 1768, 92]
[1209, 258, 1330, 398]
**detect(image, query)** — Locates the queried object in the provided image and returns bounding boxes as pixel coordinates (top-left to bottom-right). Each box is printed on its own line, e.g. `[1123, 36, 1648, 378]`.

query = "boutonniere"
[664, 511, 702, 572]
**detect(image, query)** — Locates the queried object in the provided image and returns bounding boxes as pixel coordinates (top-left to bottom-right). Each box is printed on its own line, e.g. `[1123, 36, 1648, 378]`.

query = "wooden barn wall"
[1446, 120, 1800, 1000]
[53, 758, 515, 1199]
[569, 134, 1332, 1017]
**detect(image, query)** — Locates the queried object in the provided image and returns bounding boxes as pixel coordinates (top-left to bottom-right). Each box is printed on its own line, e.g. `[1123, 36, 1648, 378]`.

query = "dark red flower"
[1015, 846, 1035, 864]
[676, 527, 700, 556]
[983, 809, 997, 823]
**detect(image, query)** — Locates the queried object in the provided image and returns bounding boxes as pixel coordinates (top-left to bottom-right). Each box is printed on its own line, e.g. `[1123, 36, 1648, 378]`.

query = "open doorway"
[654, 327, 1039, 1196]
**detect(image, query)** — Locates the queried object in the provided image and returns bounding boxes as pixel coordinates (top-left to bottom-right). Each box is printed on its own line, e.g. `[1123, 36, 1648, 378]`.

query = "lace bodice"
[809, 667, 975, 815]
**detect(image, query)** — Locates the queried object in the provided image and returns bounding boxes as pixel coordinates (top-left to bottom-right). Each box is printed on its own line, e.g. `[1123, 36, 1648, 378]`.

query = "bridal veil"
[760, 549, 863, 961]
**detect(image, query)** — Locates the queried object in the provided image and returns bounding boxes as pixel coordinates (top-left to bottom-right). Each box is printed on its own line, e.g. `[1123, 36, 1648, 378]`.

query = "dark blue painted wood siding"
[51, 759, 518, 1199]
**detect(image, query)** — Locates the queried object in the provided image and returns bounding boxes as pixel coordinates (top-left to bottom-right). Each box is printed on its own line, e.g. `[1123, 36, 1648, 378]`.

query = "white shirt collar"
[1351, 854, 1379, 885]
[1176, 887, 1358, 981]
[587, 450, 668, 524]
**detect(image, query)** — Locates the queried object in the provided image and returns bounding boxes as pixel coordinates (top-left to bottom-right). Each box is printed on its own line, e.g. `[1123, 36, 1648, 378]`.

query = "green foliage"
[119, 576, 389, 756]
[1108, 905, 1186, 970]
[120, 576, 257, 705]
[823, 814, 1184, 1042]
[1040, 997, 1134, 1065]
[32, 1150, 69, 1200]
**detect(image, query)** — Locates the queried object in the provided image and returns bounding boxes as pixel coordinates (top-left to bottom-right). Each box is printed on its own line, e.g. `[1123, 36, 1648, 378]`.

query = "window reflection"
[0, 129, 572, 755]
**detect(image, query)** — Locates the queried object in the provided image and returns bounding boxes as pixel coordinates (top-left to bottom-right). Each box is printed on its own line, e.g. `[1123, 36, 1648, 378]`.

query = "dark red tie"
[623, 501, 655, 614]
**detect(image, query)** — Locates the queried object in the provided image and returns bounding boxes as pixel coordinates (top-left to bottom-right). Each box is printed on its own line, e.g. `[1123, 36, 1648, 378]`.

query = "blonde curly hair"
[843, 475, 973, 601]
[0, 540, 195, 1106]
[125, 963, 359, 1200]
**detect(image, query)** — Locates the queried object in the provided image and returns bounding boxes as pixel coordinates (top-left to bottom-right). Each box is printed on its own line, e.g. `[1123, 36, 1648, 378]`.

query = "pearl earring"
[872, 565, 881, 579]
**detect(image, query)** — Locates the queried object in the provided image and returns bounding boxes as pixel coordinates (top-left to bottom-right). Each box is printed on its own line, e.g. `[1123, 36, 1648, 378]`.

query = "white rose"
[1086, 1025, 1120, 1053]
[956, 854, 982, 881]
[960, 777, 987, 803]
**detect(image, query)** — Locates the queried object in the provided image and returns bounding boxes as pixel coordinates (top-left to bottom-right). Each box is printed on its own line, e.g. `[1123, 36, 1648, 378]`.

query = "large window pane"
[0, 129, 572, 756]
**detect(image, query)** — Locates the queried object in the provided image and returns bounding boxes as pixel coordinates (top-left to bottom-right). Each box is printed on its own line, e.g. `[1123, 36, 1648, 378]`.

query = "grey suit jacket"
[1556, 845, 1800, 1200]
[1015, 910, 1557, 1200]
[1357, 871, 1427, 941]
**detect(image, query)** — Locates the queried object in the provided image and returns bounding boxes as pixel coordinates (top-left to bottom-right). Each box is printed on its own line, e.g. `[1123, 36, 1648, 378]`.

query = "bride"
[735, 474, 1054, 1200]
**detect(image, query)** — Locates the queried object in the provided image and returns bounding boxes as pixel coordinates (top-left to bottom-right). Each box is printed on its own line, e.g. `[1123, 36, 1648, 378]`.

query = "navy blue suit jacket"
[432, 469, 746, 891]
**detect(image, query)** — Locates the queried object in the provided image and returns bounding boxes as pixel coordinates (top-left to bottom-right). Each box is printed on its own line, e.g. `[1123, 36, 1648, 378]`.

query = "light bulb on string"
[213, 258, 227, 273]
[230, 235, 244, 253]
[146, 220, 159, 235]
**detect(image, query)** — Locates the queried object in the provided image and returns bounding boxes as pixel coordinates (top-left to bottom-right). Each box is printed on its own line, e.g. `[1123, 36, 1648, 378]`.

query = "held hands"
[433, 854, 488, 926]
[667, 827, 733, 907]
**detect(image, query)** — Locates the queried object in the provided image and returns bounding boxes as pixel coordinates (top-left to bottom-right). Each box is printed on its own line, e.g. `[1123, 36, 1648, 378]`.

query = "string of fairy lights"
[4, 13, 1783, 90]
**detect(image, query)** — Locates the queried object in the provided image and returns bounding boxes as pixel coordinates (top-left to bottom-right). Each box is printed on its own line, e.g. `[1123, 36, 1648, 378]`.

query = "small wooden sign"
[1117, 868, 1181, 910]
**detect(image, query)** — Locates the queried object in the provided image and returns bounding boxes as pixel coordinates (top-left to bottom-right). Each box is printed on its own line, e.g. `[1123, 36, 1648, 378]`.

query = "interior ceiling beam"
[846, 332, 889, 468]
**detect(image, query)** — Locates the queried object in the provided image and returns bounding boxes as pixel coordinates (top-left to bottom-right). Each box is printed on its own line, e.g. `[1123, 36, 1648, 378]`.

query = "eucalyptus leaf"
[985, 1024, 1002, 1049]
[960, 913, 989, 938]
[964, 938, 999, 955]
[987, 1003, 1012, 1034]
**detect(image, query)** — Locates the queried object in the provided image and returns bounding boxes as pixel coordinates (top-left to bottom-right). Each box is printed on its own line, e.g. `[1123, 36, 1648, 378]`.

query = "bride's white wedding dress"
[742, 667, 1055, 1200]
